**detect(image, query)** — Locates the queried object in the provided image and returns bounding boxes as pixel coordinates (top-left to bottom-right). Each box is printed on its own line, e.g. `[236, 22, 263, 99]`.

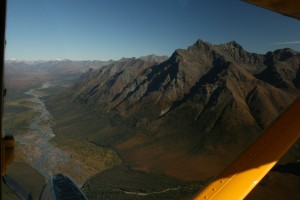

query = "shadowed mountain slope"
[68, 39, 300, 181]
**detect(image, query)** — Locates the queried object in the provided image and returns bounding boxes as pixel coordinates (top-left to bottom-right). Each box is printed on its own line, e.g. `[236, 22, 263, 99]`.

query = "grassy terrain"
[82, 165, 203, 200]
[44, 90, 207, 200]
[43, 89, 123, 179]
[4, 95, 39, 135]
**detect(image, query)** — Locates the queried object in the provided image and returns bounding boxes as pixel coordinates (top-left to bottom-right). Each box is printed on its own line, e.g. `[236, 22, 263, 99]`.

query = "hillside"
[68, 40, 300, 180]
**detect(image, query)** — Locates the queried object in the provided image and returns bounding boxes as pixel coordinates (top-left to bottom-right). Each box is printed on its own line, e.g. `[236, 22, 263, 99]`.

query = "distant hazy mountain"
[71, 40, 300, 181]
[5, 59, 114, 75]
[4, 59, 115, 91]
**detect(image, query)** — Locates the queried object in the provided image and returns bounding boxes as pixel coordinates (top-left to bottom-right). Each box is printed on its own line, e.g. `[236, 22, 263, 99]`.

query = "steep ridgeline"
[72, 40, 300, 180]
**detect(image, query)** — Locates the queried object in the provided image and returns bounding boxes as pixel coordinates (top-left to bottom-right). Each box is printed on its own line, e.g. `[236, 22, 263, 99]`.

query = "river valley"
[14, 82, 86, 185]
[8, 81, 203, 200]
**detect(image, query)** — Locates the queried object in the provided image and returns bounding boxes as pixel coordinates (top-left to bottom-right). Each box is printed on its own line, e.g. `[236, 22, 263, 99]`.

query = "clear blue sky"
[5, 0, 300, 60]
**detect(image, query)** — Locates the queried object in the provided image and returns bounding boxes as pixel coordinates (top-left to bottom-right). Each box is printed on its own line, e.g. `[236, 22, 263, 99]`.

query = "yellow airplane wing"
[194, 98, 300, 199]
[243, 0, 300, 20]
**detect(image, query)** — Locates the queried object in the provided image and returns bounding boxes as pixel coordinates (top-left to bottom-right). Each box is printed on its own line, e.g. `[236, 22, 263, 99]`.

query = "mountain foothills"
[70, 40, 300, 180]
[5, 40, 300, 199]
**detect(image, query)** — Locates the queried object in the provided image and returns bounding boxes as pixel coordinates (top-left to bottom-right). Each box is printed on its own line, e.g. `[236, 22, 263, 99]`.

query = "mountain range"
[68, 40, 300, 182]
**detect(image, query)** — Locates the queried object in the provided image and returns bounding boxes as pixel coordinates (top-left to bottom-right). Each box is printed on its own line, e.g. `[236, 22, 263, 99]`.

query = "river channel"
[14, 82, 85, 185]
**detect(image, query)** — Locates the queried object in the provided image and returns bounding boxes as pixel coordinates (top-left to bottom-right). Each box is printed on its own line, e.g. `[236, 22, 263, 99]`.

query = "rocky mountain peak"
[193, 39, 212, 47]
[226, 41, 243, 49]
[274, 48, 298, 60]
